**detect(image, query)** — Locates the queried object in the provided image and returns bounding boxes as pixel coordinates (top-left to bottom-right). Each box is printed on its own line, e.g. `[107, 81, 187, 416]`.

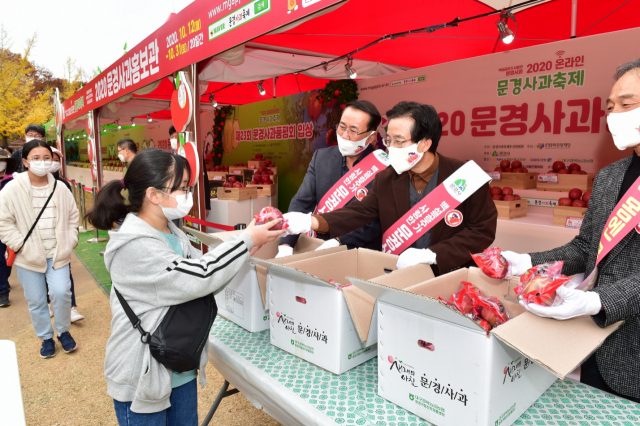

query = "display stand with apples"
[490, 186, 527, 219]
[537, 161, 595, 192]
[553, 188, 591, 227]
[490, 160, 538, 189]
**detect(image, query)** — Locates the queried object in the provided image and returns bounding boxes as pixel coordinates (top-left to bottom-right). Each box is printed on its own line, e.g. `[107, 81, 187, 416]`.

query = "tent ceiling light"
[209, 93, 218, 108]
[257, 80, 266, 96]
[345, 58, 357, 79]
[496, 10, 516, 45]
[147, 114, 152, 122]
[131, 117, 136, 127]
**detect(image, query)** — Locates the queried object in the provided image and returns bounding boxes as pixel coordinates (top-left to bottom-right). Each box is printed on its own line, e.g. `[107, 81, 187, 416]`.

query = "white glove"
[282, 212, 312, 236]
[501, 251, 532, 277]
[275, 245, 294, 258]
[396, 248, 437, 270]
[315, 239, 340, 251]
[520, 285, 602, 320]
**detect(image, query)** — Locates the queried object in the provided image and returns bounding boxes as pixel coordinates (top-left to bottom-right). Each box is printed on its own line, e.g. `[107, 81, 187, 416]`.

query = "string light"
[257, 80, 266, 96]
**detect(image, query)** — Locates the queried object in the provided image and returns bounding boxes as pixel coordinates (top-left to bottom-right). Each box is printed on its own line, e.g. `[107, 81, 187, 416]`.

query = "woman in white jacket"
[87, 149, 284, 425]
[0, 140, 79, 358]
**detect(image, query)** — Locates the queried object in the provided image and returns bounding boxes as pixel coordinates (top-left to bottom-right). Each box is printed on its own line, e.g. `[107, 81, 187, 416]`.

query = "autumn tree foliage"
[0, 26, 86, 141]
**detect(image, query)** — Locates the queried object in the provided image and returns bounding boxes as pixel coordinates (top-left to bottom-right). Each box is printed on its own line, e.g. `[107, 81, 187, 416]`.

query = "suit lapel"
[324, 148, 344, 199]
[600, 157, 635, 268]
[392, 172, 411, 221]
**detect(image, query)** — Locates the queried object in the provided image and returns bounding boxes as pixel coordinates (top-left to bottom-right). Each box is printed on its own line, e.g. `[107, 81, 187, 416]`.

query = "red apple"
[492, 194, 504, 201]
[494, 167, 504, 172]
[490, 187, 502, 196]
[582, 190, 591, 203]
[513, 194, 521, 200]
[568, 188, 582, 200]
[256, 153, 263, 159]
[553, 161, 566, 172]
[228, 176, 237, 184]
[511, 161, 522, 169]
[578, 170, 588, 175]
[265, 179, 274, 185]
[504, 168, 513, 173]
[267, 171, 274, 175]
[571, 170, 582, 174]
[558, 197, 573, 206]
[568, 163, 581, 172]
[502, 187, 513, 196]
[233, 182, 243, 188]
[250, 180, 257, 185]
[513, 168, 524, 173]
[572, 199, 587, 208]
[521, 167, 528, 173]
[503, 195, 515, 201]
[558, 169, 570, 174]
[500, 160, 511, 169]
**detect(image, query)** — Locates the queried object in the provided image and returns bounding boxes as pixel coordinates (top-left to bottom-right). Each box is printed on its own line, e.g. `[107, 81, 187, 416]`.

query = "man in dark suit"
[277, 100, 383, 258]
[502, 58, 640, 403]
[283, 101, 497, 275]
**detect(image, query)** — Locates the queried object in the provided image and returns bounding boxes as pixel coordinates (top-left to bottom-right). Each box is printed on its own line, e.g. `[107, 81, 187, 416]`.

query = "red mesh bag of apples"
[515, 261, 570, 307]
[439, 281, 511, 334]
[471, 247, 509, 279]
[253, 206, 289, 230]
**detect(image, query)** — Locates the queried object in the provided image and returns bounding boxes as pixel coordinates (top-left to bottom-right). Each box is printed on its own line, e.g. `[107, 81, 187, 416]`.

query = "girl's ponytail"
[87, 179, 130, 230]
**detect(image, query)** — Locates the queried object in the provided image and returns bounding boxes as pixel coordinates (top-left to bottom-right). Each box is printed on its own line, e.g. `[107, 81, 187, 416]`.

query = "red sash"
[315, 149, 390, 214]
[574, 175, 640, 291]
[382, 161, 491, 255]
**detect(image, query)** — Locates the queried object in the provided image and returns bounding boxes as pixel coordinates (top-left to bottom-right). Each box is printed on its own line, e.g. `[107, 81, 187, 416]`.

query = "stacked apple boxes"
[537, 161, 595, 192]
[207, 164, 229, 199]
[247, 154, 277, 197]
[553, 188, 591, 227]
[349, 267, 619, 426]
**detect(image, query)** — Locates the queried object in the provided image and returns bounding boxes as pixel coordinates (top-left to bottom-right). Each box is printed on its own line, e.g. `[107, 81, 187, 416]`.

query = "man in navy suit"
[278, 101, 383, 257]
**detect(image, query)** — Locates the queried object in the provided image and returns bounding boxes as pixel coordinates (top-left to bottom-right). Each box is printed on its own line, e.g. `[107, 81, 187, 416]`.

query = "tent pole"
[273, 77, 277, 99]
[571, 0, 577, 39]
[93, 108, 104, 189]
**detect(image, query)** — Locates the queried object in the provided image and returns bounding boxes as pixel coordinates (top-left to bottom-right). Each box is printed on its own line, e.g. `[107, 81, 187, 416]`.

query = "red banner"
[60, 0, 345, 123]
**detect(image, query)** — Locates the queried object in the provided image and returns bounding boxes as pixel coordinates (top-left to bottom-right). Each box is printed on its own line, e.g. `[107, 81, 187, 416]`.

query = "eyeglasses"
[337, 125, 371, 139]
[383, 137, 414, 148]
[160, 186, 192, 194]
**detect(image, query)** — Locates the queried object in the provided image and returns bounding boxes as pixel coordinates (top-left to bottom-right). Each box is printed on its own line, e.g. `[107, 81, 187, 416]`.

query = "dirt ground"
[0, 254, 281, 426]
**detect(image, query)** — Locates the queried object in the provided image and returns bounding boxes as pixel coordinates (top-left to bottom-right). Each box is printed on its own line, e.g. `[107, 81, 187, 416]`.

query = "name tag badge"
[636, 223, 640, 234]
[445, 210, 463, 227]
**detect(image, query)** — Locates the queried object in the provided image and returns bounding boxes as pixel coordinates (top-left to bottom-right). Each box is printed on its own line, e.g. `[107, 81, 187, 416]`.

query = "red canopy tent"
[96, 0, 640, 122]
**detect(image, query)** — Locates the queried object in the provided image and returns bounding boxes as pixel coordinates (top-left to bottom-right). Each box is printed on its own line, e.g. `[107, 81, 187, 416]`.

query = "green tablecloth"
[209, 318, 640, 426]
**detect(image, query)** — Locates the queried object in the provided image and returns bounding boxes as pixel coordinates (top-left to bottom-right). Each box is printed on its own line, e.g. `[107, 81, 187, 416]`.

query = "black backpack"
[114, 288, 217, 373]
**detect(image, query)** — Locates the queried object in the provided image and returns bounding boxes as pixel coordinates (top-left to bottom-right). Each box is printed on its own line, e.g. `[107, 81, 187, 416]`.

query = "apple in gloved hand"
[253, 206, 289, 231]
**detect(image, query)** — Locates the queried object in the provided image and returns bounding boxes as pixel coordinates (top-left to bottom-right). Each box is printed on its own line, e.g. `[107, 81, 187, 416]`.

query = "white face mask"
[170, 138, 178, 150]
[388, 143, 424, 174]
[118, 154, 126, 163]
[337, 131, 374, 157]
[25, 136, 40, 142]
[0, 162, 6, 172]
[158, 190, 193, 220]
[27, 160, 55, 177]
[607, 107, 640, 150]
[49, 161, 61, 174]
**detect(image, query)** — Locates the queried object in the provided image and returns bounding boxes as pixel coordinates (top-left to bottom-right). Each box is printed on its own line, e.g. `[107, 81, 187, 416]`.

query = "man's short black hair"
[386, 102, 442, 153]
[25, 124, 45, 138]
[344, 100, 382, 132]
[169, 125, 176, 136]
[117, 138, 138, 153]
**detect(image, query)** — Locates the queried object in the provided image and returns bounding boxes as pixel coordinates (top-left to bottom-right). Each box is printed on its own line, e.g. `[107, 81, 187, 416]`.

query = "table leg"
[201, 380, 240, 426]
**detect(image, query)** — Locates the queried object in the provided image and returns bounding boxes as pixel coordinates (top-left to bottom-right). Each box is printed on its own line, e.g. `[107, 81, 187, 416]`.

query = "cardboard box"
[537, 173, 595, 192]
[188, 228, 345, 332]
[247, 183, 276, 196]
[494, 199, 527, 220]
[350, 267, 620, 426]
[217, 187, 257, 201]
[264, 249, 435, 375]
[553, 205, 588, 227]
[489, 172, 538, 189]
